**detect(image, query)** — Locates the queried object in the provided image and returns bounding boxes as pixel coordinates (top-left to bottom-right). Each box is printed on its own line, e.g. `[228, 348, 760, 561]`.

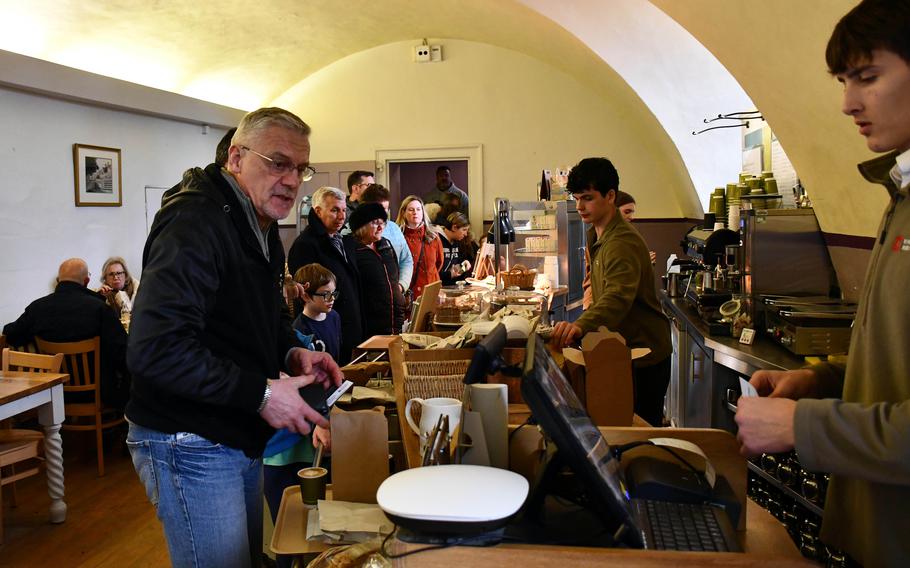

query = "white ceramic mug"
[404, 397, 462, 449]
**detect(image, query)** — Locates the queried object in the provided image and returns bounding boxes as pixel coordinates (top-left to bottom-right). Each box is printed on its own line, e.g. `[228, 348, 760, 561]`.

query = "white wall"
[273, 39, 699, 224]
[0, 86, 227, 326]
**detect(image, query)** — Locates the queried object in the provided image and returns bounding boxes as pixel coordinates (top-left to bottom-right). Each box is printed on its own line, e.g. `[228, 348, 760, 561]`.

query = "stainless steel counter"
[661, 290, 809, 430]
[660, 292, 807, 375]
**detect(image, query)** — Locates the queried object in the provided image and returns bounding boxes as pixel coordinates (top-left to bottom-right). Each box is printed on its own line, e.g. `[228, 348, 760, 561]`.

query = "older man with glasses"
[126, 107, 343, 568]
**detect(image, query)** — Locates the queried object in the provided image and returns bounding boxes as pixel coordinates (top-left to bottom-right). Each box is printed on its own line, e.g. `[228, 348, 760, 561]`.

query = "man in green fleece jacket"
[551, 157, 671, 426]
[735, 1, 910, 566]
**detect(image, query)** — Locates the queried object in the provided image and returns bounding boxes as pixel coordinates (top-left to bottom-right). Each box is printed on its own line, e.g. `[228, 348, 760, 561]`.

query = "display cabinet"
[505, 200, 586, 320]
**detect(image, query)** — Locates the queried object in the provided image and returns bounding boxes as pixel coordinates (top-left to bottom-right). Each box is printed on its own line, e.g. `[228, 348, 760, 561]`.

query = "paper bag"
[330, 406, 389, 504]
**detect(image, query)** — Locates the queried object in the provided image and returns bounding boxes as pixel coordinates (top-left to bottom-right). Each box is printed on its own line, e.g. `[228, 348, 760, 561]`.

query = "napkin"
[306, 500, 393, 543]
[351, 385, 395, 403]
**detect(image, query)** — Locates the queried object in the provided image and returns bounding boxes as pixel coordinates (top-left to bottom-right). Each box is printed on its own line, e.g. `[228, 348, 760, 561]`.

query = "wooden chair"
[2, 348, 64, 374]
[35, 337, 125, 476]
[0, 348, 63, 543]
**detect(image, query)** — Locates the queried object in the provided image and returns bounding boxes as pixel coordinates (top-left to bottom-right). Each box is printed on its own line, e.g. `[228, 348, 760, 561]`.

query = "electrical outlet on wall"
[414, 45, 430, 62]
[430, 45, 443, 62]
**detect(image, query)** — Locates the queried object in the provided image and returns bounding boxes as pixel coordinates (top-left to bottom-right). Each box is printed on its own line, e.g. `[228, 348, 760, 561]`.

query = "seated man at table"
[2, 257, 130, 409]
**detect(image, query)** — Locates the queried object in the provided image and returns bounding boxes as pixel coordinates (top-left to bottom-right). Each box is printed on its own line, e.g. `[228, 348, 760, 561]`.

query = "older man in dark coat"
[287, 186, 363, 363]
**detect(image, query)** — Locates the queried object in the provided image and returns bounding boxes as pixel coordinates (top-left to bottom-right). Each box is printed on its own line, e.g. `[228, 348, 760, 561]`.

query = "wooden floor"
[1, 435, 171, 567]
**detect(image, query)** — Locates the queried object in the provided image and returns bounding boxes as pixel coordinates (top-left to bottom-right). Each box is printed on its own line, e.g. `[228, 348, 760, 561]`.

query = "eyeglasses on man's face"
[241, 146, 316, 182]
[311, 290, 340, 301]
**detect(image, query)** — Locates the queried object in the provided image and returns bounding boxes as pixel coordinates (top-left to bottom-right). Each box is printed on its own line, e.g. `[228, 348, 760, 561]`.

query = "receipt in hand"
[739, 377, 759, 398]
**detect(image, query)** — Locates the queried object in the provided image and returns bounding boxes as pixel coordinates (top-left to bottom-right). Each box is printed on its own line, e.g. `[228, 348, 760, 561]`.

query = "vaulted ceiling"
[1, 0, 627, 111]
[0, 0, 882, 237]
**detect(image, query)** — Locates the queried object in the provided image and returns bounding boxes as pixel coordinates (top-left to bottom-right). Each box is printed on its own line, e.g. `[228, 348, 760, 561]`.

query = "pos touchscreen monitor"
[520, 333, 644, 548]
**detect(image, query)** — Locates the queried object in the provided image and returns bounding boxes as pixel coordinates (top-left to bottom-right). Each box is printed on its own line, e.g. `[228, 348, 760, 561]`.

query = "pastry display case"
[505, 200, 586, 319]
[433, 282, 487, 327]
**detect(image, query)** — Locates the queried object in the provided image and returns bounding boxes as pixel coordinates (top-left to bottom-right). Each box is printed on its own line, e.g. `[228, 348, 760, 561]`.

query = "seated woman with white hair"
[98, 256, 140, 313]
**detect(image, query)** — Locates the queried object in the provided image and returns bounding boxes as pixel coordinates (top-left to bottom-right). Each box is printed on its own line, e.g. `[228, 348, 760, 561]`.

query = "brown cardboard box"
[562, 327, 649, 426]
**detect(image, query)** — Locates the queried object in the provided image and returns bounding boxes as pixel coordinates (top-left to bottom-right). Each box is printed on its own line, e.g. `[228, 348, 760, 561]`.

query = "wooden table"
[0, 370, 68, 523]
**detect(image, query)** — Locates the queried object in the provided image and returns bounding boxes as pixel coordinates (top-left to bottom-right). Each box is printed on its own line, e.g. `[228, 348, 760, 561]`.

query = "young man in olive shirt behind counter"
[736, 1, 910, 566]
[551, 157, 671, 426]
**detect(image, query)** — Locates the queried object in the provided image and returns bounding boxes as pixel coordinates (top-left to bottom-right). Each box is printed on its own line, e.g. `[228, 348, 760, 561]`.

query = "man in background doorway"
[345, 170, 374, 217]
[425, 165, 469, 216]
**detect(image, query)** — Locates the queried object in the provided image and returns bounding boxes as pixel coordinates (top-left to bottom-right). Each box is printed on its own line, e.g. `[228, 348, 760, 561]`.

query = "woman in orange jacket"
[397, 195, 444, 298]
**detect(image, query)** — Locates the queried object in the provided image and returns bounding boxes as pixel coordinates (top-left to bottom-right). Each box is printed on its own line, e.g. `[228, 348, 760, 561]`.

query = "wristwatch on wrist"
[257, 381, 272, 413]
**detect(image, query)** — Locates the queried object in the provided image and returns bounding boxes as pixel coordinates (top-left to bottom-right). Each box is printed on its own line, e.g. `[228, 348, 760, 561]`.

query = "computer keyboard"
[634, 499, 731, 552]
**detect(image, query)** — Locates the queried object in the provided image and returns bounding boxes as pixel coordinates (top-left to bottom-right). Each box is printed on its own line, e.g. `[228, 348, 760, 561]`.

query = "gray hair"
[232, 107, 311, 147]
[353, 223, 376, 244]
[312, 186, 346, 209]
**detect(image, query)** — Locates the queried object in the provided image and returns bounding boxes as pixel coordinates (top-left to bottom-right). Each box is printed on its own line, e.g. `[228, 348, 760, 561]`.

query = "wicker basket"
[390, 339, 527, 468]
[499, 264, 537, 289]
[402, 359, 471, 402]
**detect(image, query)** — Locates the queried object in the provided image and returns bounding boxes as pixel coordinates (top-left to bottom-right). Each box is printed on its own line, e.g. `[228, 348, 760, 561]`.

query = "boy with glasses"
[263, 262, 339, 568]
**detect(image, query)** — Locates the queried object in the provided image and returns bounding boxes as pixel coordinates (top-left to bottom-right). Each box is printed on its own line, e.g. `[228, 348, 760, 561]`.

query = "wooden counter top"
[388, 501, 806, 566]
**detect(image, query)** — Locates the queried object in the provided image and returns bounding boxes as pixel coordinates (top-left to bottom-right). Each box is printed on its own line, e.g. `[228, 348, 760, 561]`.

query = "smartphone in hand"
[299, 379, 354, 422]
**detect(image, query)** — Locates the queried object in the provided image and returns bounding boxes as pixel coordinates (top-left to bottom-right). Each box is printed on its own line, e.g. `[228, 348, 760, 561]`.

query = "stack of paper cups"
[469, 384, 509, 469]
[728, 204, 741, 233]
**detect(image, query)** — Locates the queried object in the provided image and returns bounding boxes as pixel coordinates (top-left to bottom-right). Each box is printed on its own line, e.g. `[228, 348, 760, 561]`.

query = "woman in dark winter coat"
[344, 202, 404, 335]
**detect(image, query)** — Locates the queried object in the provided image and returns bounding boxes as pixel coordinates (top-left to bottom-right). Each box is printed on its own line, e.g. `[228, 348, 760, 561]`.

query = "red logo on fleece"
[893, 236, 904, 252]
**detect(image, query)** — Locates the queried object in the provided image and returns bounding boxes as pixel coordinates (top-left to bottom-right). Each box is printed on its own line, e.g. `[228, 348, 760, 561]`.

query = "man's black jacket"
[126, 164, 297, 457]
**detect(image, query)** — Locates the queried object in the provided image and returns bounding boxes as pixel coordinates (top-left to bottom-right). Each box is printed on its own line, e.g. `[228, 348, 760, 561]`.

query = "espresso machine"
[680, 226, 740, 323]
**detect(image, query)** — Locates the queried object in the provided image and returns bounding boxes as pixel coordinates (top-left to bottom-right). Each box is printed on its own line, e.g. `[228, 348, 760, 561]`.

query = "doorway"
[387, 160, 468, 219]
[375, 145, 484, 229]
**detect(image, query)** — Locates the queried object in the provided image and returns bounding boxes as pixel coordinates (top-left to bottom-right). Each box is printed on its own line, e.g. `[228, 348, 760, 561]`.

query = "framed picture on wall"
[73, 144, 122, 207]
